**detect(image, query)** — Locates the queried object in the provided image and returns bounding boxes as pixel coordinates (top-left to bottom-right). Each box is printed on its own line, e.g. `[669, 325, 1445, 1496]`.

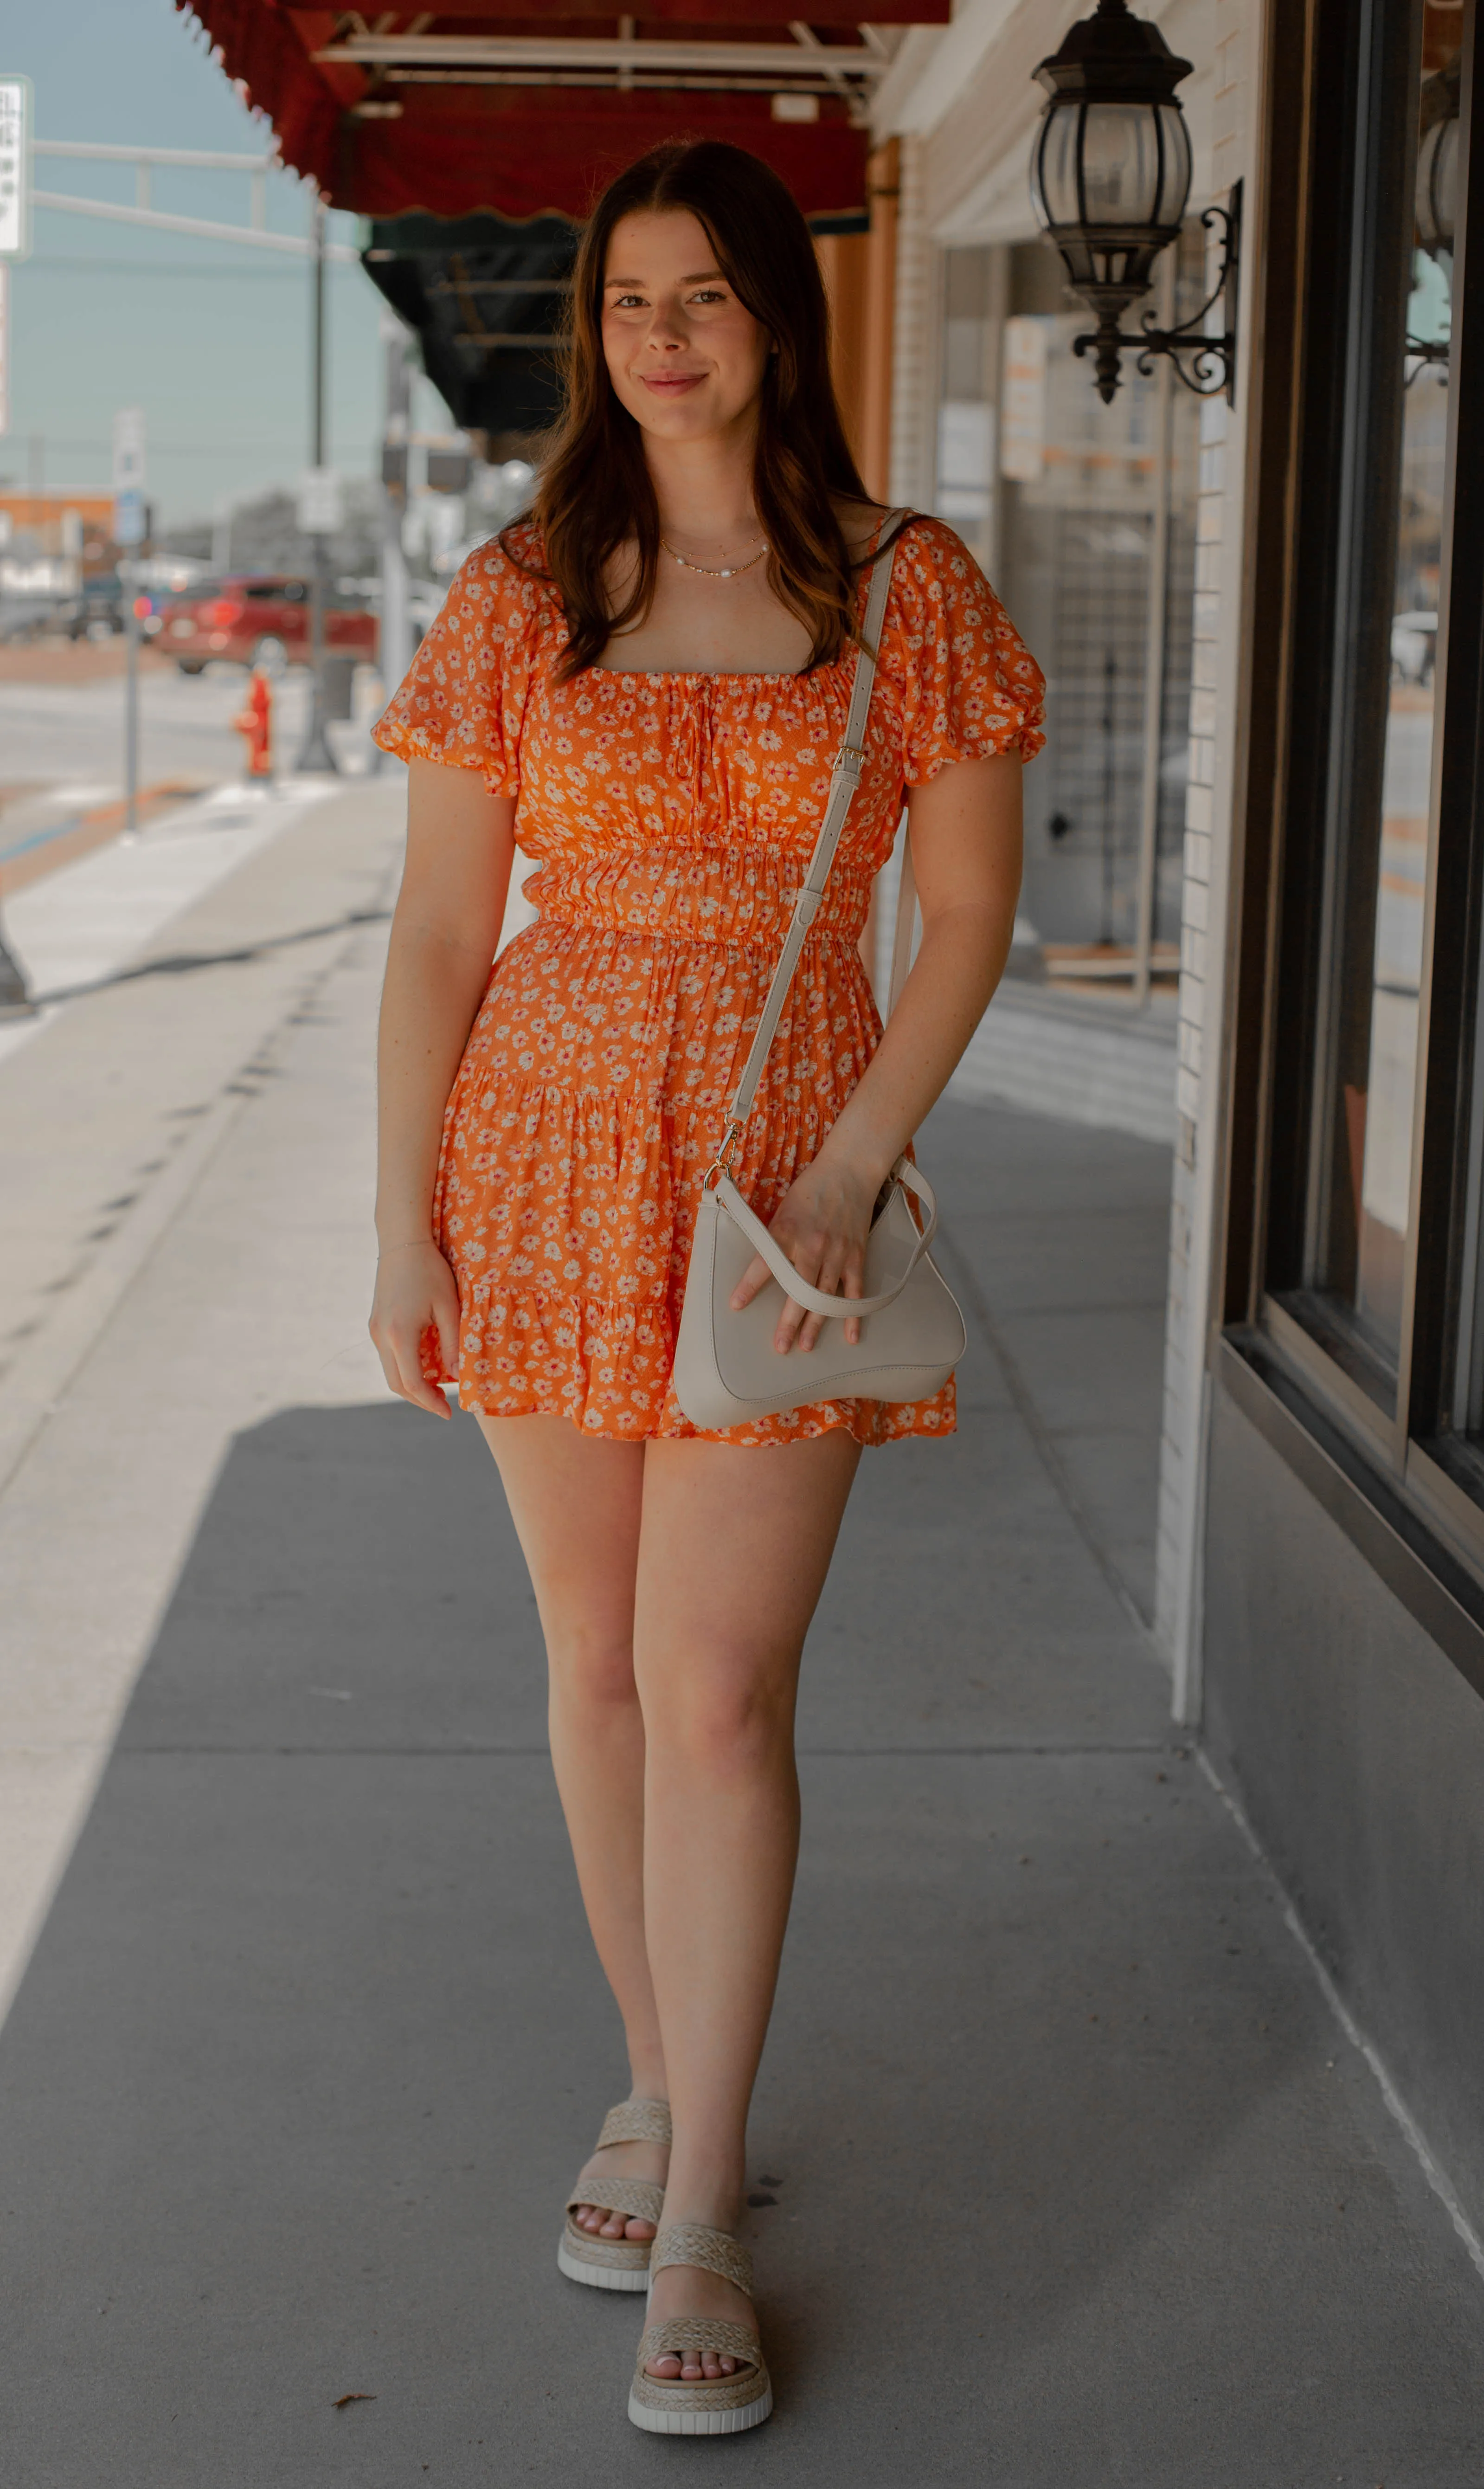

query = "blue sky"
[3, 1, 446, 525]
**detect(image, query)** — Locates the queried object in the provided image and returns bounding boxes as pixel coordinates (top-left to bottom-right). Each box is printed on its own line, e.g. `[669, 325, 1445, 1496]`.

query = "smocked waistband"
[521, 844, 871, 948]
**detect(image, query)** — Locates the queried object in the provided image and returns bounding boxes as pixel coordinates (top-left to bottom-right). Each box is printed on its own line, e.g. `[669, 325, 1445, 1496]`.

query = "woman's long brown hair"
[509, 140, 883, 681]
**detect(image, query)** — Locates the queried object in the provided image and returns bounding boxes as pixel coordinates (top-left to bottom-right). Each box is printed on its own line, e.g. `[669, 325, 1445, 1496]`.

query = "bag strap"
[710, 511, 906, 1175]
[887, 824, 918, 1017]
[716, 1154, 939, 1317]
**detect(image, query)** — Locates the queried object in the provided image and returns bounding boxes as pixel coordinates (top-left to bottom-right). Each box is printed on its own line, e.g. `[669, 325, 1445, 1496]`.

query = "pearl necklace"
[661, 535, 768, 580]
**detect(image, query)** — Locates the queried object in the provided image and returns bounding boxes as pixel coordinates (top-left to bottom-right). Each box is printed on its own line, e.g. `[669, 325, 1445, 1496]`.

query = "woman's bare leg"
[478, 1414, 664, 2238]
[634, 1428, 861, 2379]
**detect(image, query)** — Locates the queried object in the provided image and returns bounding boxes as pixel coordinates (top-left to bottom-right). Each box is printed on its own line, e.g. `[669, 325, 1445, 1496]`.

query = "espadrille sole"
[628, 2383, 773, 2436]
[557, 2233, 652, 2292]
[562, 2097, 669, 2291]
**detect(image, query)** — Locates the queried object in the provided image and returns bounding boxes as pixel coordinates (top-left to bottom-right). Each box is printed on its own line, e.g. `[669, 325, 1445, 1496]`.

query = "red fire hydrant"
[231, 671, 273, 779]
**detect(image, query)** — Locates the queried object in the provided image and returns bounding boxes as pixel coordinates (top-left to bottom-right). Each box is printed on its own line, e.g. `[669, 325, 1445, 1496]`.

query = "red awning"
[176, 6, 948, 221]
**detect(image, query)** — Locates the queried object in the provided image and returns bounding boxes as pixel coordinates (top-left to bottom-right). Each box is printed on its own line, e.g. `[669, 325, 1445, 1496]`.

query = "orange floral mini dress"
[373, 514, 1045, 1446]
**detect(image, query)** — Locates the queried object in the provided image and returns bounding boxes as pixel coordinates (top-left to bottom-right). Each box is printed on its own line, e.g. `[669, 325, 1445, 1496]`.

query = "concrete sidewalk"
[1, 795, 1482, 2485]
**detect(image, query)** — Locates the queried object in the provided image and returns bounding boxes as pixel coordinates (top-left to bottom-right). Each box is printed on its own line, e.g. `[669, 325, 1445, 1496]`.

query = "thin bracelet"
[377, 1238, 438, 1256]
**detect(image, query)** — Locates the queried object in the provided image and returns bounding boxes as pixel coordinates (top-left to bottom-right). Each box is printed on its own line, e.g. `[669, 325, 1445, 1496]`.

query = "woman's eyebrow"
[602, 269, 726, 288]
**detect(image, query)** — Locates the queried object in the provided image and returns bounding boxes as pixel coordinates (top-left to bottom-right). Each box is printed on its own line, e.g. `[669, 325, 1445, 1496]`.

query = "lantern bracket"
[1073, 192, 1240, 405]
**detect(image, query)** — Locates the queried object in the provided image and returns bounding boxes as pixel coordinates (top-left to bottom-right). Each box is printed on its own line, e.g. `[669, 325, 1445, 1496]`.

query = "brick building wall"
[887, 135, 935, 514]
[1155, 0, 1263, 1711]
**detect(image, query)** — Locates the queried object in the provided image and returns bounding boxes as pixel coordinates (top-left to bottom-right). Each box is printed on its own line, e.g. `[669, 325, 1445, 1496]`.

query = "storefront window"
[1272, 0, 1458, 1409]
[982, 233, 1200, 976]
[1229, 0, 1484, 1563]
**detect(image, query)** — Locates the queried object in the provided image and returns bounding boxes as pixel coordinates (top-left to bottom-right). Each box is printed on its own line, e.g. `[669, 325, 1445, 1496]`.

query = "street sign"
[113, 404, 146, 493]
[114, 487, 147, 547]
[0, 76, 31, 262]
[297, 466, 344, 535]
[0, 264, 9, 435]
[114, 407, 147, 547]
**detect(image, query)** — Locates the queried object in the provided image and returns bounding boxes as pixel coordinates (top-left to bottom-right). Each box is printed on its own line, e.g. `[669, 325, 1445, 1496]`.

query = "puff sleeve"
[372, 530, 544, 791]
[888, 517, 1046, 785]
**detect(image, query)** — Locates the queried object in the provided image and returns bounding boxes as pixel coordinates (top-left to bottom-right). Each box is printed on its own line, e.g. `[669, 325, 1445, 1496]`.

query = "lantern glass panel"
[1034, 99, 1192, 235]
[1082, 101, 1190, 227]
[1415, 113, 1459, 254]
[1030, 102, 1083, 231]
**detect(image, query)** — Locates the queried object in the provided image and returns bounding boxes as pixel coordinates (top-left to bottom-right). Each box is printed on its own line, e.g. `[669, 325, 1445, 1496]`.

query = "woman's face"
[601, 208, 772, 445]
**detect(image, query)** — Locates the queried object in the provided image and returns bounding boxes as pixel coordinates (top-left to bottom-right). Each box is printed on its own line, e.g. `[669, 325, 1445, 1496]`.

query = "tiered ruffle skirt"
[434, 844, 956, 1445]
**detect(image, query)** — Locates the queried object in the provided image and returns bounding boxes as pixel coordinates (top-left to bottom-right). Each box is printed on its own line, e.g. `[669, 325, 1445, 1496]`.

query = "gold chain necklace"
[661, 535, 768, 580]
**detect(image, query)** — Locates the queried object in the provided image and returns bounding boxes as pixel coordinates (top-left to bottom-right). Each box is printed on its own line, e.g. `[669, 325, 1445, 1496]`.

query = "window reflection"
[1353, 286, 1449, 1355]
[1309, 23, 1455, 1385]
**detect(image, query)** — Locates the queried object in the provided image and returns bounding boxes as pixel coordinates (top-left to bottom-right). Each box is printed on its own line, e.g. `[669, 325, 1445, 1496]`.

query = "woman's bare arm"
[731, 747, 1023, 1352]
[370, 756, 517, 1415]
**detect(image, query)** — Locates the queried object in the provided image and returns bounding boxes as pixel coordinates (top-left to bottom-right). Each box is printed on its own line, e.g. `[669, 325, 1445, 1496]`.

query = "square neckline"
[591, 510, 899, 684]
[592, 661, 840, 684]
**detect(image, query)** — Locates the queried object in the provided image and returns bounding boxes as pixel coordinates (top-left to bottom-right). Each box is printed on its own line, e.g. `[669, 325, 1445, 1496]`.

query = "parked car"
[158, 575, 379, 674]
[0, 593, 64, 645]
[60, 583, 126, 641]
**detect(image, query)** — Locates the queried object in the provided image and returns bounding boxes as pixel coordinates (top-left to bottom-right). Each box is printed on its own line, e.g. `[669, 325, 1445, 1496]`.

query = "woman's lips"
[642, 370, 704, 394]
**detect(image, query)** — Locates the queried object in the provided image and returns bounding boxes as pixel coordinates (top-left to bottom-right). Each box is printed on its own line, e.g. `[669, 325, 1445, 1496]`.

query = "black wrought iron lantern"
[1416, 57, 1461, 260]
[1030, 0, 1237, 405]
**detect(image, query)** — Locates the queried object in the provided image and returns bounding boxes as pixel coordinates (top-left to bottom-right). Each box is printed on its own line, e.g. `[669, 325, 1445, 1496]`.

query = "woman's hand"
[369, 1239, 463, 1418]
[728, 1141, 887, 1354]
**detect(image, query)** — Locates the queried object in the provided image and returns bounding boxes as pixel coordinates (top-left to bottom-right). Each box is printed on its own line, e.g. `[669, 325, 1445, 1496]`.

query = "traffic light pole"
[296, 193, 337, 774]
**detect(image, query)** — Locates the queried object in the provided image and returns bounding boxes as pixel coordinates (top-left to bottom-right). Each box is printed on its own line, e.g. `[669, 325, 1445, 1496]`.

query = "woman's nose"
[645, 303, 688, 350]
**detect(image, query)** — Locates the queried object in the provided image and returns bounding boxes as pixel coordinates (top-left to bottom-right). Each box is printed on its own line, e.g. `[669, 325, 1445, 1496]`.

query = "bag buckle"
[703, 1118, 745, 1191]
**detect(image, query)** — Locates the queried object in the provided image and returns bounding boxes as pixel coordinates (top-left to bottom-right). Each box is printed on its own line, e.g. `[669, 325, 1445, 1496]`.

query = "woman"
[369, 138, 1042, 2436]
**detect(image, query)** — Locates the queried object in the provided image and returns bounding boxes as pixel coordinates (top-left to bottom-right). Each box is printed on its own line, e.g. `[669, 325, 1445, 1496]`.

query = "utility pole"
[0, 77, 35, 1014]
[296, 192, 338, 773]
[212, 493, 235, 576]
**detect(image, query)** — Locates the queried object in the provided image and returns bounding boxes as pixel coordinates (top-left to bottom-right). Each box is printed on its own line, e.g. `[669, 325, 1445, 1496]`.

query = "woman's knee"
[546, 1616, 640, 1713]
[641, 1647, 797, 1780]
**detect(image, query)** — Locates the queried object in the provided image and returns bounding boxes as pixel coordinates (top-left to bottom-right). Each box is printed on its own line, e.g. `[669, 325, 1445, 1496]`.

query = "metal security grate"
[1043, 509, 1155, 946]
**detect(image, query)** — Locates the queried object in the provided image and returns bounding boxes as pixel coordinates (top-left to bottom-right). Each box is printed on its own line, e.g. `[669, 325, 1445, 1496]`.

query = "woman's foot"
[570, 2112, 670, 2243]
[643, 2244, 758, 2381]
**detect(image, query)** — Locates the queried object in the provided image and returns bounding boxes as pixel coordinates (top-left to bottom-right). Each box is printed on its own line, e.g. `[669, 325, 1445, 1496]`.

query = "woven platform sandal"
[557, 2097, 671, 2293]
[628, 2221, 773, 2437]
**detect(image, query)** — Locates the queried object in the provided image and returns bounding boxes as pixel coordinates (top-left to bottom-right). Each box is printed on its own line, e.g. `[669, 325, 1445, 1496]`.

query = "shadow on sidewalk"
[3, 1311, 1481, 2479]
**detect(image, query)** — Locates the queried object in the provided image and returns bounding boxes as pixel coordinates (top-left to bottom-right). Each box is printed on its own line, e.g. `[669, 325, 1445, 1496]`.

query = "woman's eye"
[689, 289, 727, 306]
[610, 293, 646, 310]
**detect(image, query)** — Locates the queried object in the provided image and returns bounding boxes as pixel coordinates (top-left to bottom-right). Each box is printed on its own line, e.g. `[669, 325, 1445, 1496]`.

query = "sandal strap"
[597, 2097, 672, 2150]
[639, 2317, 759, 2366]
[565, 2176, 664, 2225]
[649, 2222, 753, 2296]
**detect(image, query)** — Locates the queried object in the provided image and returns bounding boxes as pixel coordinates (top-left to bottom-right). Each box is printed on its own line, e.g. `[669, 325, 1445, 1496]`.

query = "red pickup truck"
[160, 575, 378, 673]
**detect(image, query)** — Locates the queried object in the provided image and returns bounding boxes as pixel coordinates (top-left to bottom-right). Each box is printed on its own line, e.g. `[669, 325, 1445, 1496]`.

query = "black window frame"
[1222, 0, 1484, 1601]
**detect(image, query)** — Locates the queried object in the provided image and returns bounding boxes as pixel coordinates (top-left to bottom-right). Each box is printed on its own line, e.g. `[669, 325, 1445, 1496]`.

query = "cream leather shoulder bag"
[672, 515, 967, 1431]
